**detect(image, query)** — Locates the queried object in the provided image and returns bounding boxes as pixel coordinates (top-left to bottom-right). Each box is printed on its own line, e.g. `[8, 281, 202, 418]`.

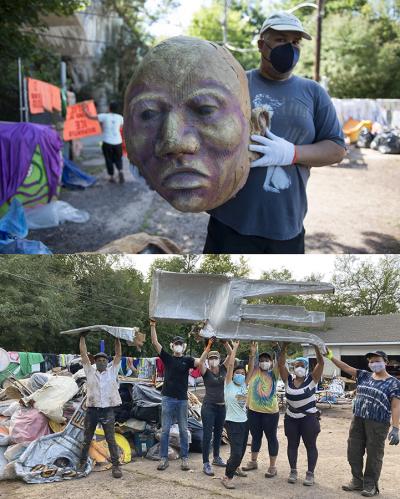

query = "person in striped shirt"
[278, 344, 324, 487]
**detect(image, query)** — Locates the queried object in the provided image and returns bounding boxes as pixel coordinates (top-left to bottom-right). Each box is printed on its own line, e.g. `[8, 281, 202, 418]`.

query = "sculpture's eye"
[141, 109, 160, 121]
[195, 105, 218, 116]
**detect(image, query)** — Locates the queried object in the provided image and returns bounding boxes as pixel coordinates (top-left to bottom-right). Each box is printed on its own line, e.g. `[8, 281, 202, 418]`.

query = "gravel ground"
[28, 139, 400, 254]
[2, 404, 399, 499]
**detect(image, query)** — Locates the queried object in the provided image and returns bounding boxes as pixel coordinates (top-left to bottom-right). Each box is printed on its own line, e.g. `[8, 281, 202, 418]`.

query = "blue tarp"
[0, 199, 52, 254]
[62, 157, 97, 189]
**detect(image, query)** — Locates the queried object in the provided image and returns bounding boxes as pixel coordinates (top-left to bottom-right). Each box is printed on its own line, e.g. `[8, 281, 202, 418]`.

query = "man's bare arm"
[79, 335, 91, 366]
[296, 140, 346, 167]
[150, 319, 162, 354]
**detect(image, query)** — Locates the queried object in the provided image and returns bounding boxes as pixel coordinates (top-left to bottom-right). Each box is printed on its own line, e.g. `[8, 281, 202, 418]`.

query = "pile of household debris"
[0, 358, 203, 484]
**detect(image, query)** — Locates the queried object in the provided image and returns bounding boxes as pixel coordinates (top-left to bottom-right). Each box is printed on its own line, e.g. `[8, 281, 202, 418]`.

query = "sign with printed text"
[28, 78, 61, 114]
[63, 100, 102, 141]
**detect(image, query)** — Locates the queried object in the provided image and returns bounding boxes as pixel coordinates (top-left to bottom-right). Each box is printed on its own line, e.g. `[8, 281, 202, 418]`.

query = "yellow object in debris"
[343, 118, 372, 143]
[94, 428, 131, 463]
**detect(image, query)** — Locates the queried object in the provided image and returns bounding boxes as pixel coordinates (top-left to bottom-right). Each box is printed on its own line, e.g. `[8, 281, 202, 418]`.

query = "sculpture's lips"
[162, 169, 209, 190]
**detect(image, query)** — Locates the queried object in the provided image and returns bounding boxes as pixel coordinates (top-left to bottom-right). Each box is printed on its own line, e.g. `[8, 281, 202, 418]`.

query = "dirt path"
[29, 139, 400, 253]
[2, 405, 399, 499]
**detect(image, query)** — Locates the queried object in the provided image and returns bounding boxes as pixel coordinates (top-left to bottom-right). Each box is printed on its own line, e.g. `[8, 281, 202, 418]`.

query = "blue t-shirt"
[353, 370, 400, 423]
[224, 381, 248, 423]
[209, 70, 345, 240]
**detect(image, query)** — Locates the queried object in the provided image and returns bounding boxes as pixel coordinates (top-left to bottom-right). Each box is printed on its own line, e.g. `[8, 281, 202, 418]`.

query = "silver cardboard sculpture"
[149, 271, 334, 352]
[60, 325, 145, 350]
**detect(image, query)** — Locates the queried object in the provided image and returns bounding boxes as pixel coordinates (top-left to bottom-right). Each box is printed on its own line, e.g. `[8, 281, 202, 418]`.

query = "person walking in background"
[325, 349, 400, 497]
[198, 338, 232, 476]
[278, 344, 324, 487]
[243, 341, 280, 478]
[83, 101, 124, 183]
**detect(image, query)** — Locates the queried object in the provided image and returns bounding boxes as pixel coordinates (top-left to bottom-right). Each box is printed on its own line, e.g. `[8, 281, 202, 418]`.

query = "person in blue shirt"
[325, 349, 400, 497]
[205, 11, 346, 254]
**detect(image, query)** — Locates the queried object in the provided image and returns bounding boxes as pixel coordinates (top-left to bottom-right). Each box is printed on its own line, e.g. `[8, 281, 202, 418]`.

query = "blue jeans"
[201, 402, 226, 463]
[160, 396, 189, 459]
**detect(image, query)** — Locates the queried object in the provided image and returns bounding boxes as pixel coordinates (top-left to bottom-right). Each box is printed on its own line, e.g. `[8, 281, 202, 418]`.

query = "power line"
[0, 270, 146, 314]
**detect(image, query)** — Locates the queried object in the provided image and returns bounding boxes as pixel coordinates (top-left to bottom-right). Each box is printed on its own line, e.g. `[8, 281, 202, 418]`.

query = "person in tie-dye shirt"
[242, 341, 280, 478]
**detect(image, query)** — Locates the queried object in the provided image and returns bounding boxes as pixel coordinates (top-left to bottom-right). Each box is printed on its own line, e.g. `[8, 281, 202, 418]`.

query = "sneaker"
[112, 465, 122, 478]
[118, 171, 125, 184]
[265, 466, 277, 478]
[157, 458, 169, 471]
[212, 456, 226, 467]
[234, 468, 248, 477]
[361, 485, 379, 497]
[221, 476, 235, 489]
[181, 457, 190, 471]
[342, 480, 363, 491]
[203, 462, 214, 476]
[288, 469, 298, 484]
[303, 471, 314, 486]
[242, 460, 258, 471]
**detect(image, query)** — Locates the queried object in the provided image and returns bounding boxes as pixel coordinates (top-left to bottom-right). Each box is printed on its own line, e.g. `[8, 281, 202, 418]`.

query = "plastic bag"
[155, 423, 191, 449]
[4, 443, 28, 462]
[356, 127, 375, 148]
[25, 201, 89, 229]
[10, 407, 50, 443]
[145, 442, 179, 461]
[27, 373, 50, 392]
[377, 130, 400, 154]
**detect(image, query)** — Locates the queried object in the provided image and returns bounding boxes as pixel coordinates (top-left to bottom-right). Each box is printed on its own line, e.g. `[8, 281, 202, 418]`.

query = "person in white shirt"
[78, 333, 123, 478]
[84, 101, 125, 183]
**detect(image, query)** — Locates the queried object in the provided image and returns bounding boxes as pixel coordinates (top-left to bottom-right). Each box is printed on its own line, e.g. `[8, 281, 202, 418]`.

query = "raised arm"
[222, 340, 233, 367]
[325, 349, 357, 378]
[79, 334, 91, 366]
[312, 345, 324, 383]
[246, 341, 258, 383]
[226, 341, 239, 385]
[113, 338, 122, 367]
[198, 338, 214, 375]
[150, 318, 162, 355]
[278, 343, 289, 383]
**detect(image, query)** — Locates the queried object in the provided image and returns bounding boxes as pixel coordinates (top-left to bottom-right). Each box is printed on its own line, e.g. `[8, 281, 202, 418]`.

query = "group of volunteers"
[77, 321, 399, 498]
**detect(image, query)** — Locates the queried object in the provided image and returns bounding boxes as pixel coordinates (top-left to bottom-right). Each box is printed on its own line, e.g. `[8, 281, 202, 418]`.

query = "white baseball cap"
[260, 11, 312, 40]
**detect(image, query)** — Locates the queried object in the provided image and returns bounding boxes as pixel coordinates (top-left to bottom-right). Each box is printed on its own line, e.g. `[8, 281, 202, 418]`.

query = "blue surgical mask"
[233, 373, 245, 385]
[263, 42, 300, 74]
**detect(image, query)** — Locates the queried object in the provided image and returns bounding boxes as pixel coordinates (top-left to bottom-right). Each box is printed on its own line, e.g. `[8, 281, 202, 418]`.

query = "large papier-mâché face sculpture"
[124, 36, 265, 213]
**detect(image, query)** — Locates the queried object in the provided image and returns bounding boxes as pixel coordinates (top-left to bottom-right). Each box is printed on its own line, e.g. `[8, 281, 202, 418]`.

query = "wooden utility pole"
[314, 0, 324, 81]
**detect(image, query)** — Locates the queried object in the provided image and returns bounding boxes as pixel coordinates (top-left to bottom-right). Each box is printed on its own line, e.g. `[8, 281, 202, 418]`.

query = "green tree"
[0, 0, 89, 121]
[187, 0, 265, 69]
[198, 255, 250, 277]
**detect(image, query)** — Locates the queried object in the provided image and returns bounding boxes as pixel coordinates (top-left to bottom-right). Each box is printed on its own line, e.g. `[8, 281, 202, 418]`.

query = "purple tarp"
[0, 122, 63, 206]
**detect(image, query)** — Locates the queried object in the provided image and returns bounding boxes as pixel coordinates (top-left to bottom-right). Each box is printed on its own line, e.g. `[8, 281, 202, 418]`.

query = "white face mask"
[259, 361, 271, 371]
[172, 344, 183, 354]
[294, 366, 306, 377]
[369, 361, 386, 373]
[209, 359, 219, 368]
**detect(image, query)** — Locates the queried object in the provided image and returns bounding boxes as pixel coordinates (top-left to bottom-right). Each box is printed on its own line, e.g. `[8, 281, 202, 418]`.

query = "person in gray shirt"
[206, 11, 346, 254]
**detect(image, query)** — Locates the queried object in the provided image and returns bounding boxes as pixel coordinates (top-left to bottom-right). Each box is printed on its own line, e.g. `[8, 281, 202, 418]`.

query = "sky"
[120, 254, 382, 281]
[147, 0, 213, 37]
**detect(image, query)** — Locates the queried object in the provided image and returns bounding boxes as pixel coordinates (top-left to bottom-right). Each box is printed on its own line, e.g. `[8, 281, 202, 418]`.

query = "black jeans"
[80, 407, 120, 466]
[201, 402, 226, 464]
[203, 216, 305, 254]
[284, 414, 320, 472]
[248, 409, 279, 456]
[347, 416, 390, 490]
[225, 420, 249, 479]
[102, 142, 123, 176]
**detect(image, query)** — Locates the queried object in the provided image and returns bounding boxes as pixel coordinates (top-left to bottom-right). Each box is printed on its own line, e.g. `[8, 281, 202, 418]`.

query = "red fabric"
[156, 357, 164, 377]
[190, 367, 202, 379]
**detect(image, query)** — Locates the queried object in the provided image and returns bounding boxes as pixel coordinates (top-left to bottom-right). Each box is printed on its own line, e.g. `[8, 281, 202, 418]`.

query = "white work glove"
[249, 131, 296, 167]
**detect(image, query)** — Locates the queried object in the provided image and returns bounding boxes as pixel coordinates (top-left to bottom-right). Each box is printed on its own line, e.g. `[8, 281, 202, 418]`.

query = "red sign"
[28, 78, 61, 114]
[63, 100, 102, 141]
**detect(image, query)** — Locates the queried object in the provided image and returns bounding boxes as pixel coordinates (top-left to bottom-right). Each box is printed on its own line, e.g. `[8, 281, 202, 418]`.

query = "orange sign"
[27, 78, 61, 114]
[63, 100, 102, 141]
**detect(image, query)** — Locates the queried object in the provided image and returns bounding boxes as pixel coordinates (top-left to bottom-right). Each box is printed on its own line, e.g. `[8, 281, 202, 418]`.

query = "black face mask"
[263, 42, 300, 74]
